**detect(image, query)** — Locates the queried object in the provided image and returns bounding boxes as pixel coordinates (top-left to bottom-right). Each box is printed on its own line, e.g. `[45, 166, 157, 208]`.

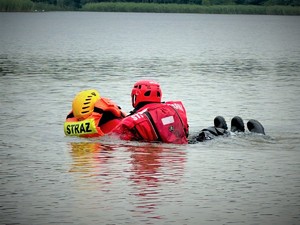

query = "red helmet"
[131, 80, 162, 108]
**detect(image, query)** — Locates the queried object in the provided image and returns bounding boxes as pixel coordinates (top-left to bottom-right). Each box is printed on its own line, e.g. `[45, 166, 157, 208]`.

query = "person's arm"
[110, 117, 137, 141]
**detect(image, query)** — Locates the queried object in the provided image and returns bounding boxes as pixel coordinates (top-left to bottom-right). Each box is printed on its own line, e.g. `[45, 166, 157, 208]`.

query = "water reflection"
[126, 144, 186, 218]
[68, 142, 114, 174]
[68, 141, 187, 220]
[0, 55, 18, 76]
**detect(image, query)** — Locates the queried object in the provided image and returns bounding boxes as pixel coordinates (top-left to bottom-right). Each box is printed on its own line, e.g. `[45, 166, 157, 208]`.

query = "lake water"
[0, 12, 300, 225]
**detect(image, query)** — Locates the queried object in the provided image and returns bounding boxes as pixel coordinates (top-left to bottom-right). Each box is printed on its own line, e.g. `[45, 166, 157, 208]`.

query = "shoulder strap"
[144, 111, 162, 141]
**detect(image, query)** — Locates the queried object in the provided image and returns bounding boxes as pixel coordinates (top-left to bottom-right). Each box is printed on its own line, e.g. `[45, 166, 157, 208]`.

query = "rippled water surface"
[1, 12, 300, 225]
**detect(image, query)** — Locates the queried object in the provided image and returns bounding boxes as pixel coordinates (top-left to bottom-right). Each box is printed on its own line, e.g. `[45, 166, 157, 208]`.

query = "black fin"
[231, 116, 245, 132]
[247, 119, 265, 135]
[214, 116, 228, 130]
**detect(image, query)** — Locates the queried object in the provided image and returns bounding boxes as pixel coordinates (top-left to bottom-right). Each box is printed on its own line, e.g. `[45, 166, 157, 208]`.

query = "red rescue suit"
[64, 97, 125, 138]
[111, 101, 189, 144]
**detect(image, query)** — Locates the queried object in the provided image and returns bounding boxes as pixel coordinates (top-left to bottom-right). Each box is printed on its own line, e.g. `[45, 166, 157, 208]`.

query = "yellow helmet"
[72, 89, 100, 120]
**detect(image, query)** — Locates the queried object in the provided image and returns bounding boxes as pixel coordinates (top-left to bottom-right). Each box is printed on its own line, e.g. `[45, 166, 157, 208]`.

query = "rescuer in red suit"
[111, 80, 189, 144]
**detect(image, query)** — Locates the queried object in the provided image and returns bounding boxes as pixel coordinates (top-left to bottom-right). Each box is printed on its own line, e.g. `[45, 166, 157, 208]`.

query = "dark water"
[0, 12, 300, 225]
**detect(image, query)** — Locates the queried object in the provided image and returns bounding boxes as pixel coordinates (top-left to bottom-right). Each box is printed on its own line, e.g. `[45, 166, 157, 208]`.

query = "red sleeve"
[110, 117, 136, 141]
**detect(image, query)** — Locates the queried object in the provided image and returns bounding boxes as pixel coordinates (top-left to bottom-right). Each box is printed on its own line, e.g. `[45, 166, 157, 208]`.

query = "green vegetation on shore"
[0, 0, 33, 11]
[0, 0, 300, 15]
[82, 2, 300, 15]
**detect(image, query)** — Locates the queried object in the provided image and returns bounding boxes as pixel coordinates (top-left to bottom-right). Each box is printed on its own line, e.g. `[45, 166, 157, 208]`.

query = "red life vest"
[112, 101, 189, 144]
[64, 97, 125, 138]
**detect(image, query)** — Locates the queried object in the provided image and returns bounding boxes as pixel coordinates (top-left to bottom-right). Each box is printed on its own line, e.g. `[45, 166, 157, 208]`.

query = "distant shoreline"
[81, 3, 300, 15]
[1, 1, 300, 15]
